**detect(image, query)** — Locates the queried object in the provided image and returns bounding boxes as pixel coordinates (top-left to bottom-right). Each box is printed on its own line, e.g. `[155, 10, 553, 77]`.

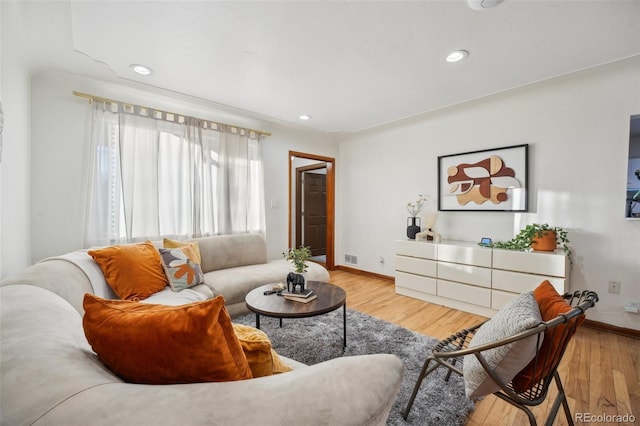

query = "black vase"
[406, 217, 421, 240]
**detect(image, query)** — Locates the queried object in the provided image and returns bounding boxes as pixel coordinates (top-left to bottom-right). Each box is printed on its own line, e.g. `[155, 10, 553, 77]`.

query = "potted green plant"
[488, 223, 572, 266]
[283, 246, 312, 273]
[283, 246, 312, 292]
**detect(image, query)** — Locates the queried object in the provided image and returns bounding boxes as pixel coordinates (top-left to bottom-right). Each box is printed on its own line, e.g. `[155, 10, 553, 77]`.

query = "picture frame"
[438, 144, 528, 212]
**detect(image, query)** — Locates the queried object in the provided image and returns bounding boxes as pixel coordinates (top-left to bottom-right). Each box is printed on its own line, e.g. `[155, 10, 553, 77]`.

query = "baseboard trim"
[582, 319, 640, 340]
[334, 265, 394, 282]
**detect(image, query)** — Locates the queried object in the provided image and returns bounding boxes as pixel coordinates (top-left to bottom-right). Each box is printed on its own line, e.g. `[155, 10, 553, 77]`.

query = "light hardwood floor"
[328, 269, 640, 426]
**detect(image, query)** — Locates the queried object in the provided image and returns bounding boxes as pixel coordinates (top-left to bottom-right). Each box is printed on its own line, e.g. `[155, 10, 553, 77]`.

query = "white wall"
[0, 2, 32, 278]
[336, 57, 640, 330]
[29, 69, 336, 263]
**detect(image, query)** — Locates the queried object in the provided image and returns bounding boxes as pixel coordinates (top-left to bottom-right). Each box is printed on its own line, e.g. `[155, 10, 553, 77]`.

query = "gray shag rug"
[234, 308, 475, 425]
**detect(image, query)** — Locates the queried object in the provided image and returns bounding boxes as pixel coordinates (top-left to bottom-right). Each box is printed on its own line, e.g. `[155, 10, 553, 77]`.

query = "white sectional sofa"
[0, 233, 404, 425]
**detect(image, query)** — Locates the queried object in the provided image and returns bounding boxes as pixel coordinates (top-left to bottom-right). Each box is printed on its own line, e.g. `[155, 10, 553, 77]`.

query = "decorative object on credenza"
[283, 246, 312, 291]
[406, 194, 427, 239]
[424, 212, 438, 241]
[486, 223, 572, 267]
[416, 229, 441, 243]
[478, 237, 492, 247]
[438, 144, 528, 212]
[407, 217, 421, 240]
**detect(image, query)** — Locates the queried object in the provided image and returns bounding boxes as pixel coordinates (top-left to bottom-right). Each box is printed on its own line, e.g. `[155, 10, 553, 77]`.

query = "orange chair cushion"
[88, 242, 168, 301]
[82, 294, 252, 384]
[232, 323, 292, 377]
[511, 280, 585, 393]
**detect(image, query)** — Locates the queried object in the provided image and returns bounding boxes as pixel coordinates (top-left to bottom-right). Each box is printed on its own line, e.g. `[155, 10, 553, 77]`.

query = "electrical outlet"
[608, 281, 621, 294]
[624, 302, 639, 314]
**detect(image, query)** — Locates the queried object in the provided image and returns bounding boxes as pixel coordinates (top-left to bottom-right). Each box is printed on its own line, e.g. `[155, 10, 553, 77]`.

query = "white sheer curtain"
[84, 101, 265, 247]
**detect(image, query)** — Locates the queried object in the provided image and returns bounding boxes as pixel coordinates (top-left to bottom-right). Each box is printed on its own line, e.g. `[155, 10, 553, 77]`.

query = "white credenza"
[394, 240, 569, 317]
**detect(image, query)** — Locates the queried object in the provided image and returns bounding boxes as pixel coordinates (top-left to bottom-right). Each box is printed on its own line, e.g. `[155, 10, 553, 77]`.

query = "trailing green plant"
[484, 223, 572, 266]
[283, 246, 312, 273]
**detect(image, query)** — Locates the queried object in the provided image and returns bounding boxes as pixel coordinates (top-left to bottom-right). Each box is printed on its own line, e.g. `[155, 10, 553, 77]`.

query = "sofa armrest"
[0, 259, 93, 314]
[39, 354, 404, 426]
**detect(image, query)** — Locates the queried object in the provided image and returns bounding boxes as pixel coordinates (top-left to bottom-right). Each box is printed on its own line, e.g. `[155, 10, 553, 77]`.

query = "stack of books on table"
[280, 289, 317, 303]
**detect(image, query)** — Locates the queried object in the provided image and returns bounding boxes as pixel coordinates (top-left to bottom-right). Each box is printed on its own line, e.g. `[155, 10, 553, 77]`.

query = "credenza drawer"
[438, 262, 491, 288]
[492, 249, 567, 277]
[491, 290, 518, 310]
[395, 271, 437, 295]
[395, 240, 437, 259]
[492, 270, 566, 295]
[395, 256, 437, 277]
[437, 280, 491, 307]
[437, 244, 492, 267]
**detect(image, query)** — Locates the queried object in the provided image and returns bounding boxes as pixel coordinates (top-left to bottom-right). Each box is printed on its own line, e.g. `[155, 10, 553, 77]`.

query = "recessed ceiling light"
[299, 115, 312, 120]
[468, 0, 505, 10]
[446, 50, 469, 63]
[130, 64, 153, 76]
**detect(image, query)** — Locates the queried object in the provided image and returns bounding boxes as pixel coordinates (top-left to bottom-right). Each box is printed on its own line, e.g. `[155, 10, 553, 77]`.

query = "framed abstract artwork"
[438, 144, 528, 212]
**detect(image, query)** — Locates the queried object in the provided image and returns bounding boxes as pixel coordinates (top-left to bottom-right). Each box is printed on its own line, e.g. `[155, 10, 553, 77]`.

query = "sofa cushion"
[192, 233, 267, 273]
[206, 259, 330, 306]
[463, 291, 543, 398]
[141, 286, 208, 305]
[232, 323, 292, 377]
[88, 242, 168, 301]
[82, 294, 252, 384]
[511, 280, 584, 393]
[159, 247, 204, 291]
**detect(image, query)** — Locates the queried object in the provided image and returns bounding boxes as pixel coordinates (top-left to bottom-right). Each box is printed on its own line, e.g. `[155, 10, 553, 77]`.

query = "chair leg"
[545, 371, 574, 426]
[494, 391, 538, 426]
[444, 357, 458, 382]
[403, 356, 440, 420]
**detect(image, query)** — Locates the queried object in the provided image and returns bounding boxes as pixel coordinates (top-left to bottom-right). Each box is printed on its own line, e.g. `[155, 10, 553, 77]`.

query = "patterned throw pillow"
[159, 247, 204, 292]
[463, 291, 543, 399]
[163, 238, 202, 264]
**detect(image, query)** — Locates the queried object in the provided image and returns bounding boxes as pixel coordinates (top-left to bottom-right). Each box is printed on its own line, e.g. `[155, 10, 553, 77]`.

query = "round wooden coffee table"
[245, 281, 347, 348]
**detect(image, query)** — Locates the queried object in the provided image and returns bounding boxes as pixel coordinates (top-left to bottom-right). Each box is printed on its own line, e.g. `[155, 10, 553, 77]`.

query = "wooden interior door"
[302, 172, 327, 256]
[289, 151, 335, 270]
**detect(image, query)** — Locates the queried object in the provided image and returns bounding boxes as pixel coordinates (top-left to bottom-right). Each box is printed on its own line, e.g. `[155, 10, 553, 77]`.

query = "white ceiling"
[6, 0, 640, 133]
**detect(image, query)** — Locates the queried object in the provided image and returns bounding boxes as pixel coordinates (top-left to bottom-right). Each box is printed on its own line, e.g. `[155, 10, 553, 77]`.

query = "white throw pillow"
[463, 291, 543, 398]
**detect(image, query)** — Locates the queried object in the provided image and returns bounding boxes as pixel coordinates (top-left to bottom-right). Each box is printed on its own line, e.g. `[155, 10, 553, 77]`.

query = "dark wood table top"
[245, 281, 346, 319]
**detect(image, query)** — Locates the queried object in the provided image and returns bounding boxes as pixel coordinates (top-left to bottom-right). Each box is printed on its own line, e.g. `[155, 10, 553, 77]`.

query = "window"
[84, 102, 265, 246]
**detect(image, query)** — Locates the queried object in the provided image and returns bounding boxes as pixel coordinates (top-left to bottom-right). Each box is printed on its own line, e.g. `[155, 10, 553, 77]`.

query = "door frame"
[289, 151, 335, 270]
[295, 163, 327, 250]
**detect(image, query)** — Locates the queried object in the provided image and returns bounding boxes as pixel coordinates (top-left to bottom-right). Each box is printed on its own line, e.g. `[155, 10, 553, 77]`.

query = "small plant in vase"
[406, 194, 427, 240]
[283, 246, 312, 292]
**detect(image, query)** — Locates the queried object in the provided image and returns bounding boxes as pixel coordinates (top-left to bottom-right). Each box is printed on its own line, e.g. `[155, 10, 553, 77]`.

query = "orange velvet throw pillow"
[82, 294, 252, 384]
[511, 280, 585, 393]
[88, 241, 168, 301]
[232, 323, 292, 377]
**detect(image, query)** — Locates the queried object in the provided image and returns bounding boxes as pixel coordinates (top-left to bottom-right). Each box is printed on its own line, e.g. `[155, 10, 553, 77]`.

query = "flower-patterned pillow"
[159, 247, 205, 292]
